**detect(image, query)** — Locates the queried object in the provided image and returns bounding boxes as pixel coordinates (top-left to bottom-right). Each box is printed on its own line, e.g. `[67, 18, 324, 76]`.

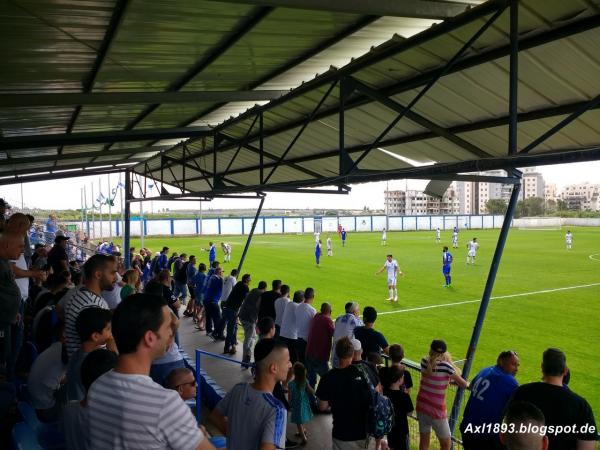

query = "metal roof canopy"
[132, 0, 600, 201]
[3, 0, 459, 183]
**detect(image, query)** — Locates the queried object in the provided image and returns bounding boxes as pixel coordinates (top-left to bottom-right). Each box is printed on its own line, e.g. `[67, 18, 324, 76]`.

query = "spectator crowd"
[0, 200, 596, 450]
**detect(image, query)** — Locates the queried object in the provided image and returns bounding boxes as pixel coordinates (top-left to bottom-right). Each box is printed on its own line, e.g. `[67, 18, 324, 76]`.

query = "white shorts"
[387, 277, 397, 286]
[468, 250, 476, 257]
[417, 412, 451, 439]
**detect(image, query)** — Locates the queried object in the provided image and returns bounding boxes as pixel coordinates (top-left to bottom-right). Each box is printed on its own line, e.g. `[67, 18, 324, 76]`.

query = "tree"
[517, 197, 545, 217]
[546, 199, 557, 213]
[557, 199, 568, 211]
[485, 199, 508, 215]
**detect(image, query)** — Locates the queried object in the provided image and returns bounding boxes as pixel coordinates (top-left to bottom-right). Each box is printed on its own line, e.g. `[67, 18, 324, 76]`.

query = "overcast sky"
[1, 161, 598, 214]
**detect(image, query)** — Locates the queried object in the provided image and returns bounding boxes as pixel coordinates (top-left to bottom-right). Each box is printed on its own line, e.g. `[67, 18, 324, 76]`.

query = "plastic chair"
[11, 422, 43, 450]
[16, 402, 65, 450]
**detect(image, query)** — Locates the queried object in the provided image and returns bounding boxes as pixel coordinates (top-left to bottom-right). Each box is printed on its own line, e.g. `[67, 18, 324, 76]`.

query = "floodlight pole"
[123, 170, 132, 269]
[237, 194, 265, 274]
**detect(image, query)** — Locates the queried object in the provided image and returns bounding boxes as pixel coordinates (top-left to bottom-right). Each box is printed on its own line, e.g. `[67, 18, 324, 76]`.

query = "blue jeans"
[306, 356, 329, 388]
[173, 282, 188, 304]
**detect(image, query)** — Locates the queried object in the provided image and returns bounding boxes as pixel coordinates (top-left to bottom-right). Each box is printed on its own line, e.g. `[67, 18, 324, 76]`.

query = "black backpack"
[355, 363, 395, 439]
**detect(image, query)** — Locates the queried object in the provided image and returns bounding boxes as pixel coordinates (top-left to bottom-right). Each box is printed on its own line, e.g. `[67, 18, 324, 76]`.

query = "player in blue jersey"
[315, 239, 322, 267]
[442, 246, 453, 287]
[341, 228, 347, 247]
[203, 241, 216, 267]
[460, 351, 520, 450]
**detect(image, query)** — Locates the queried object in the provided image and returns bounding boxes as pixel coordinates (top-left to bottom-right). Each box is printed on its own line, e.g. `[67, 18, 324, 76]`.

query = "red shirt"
[306, 313, 335, 361]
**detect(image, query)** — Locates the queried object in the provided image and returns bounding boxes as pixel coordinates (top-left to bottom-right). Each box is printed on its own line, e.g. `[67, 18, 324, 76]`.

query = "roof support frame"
[189, 9, 599, 161]
[346, 76, 492, 158]
[264, 80, 338, 184]
[0, 159, 144, 177]
[0, 168, 125, 186]
[345, 4, 506, 173]
[519, 94, 600, 155]
[0, 126, 210, 151]
[57, 0, 130, 165]
[207, 0, 474, 19]
[221, 114, 260, 181]
[108, 6, 274, 163]
[0, 90, 288, 108]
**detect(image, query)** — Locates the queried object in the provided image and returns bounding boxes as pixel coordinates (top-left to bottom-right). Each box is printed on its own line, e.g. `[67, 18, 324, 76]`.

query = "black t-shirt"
[222, 282, 249, 312]
[316, 365, 371, 441]
[161, 285, 179, 318]
[47, 245, 68, 274]
[354, 326, 388, 359]
[383, 388, 414, 448]
[510, 382, 597, 450]
[257, 290, 279, 321]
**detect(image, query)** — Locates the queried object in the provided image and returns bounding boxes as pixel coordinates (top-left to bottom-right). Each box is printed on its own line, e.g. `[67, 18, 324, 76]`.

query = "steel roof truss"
[345, 4, 506, 173]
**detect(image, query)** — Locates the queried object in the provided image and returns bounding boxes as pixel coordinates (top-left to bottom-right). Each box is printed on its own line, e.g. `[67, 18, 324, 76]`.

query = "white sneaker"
[386, 297, 393, 301]
[393, 297, 398, 302]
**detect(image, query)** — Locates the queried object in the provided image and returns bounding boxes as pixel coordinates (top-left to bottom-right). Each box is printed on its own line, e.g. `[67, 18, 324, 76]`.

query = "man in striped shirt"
[65, 254, 116, 356]
[87, 294, 215, 450]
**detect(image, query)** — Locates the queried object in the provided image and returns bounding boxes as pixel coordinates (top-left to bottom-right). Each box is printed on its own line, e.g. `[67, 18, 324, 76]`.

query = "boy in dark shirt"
[382, 365, 414, 450]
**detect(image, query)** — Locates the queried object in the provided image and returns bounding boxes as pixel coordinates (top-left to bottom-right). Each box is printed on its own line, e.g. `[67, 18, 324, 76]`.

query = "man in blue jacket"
[203, 267, 223, 336]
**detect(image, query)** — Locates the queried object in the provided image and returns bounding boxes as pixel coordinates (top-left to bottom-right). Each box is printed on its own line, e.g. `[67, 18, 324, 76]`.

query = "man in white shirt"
[467, 237, 480, 265]
[331, 302, 363, 367]
[436, 227, 441, 243]
[326, 236, 333, 256]
[87, 294, 215, 450]
[314, 231, 320, 244]
[273, 285, 290, 337]
[278, 290, 304, 363]
[295, 288, 316, 365]
[375, 254, 403, 302]
[381, 228, 387, 246]
[220, 269, 237, 303]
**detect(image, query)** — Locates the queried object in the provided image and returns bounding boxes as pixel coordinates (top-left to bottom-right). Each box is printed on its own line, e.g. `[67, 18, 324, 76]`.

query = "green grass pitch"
[129, 226, 600, 417]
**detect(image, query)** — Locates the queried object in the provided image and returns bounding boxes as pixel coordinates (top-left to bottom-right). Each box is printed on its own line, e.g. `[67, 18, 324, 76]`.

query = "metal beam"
[349, 77, 492, 158]
[57, 0, 130, 163]
[207, 0, 473, 19]
[0, 168, 124, 186]
[429, 174, 520, 184]
[238, 195, 266, 274]
[507, 0, 519, 156]
[172, 15, 379, 136]
[193, 10, 598, 159]
[0, 90, 289, 108]
[123, 170, 132, 269]
[110, 6, 273, 161]
[0, 159, 145, 178]
[0, 146, 168, 166]
[448, 178, 522, 436]
[0, 127, 210, 151]
[347, 5, 505, 172]
[187, 99, 600, 181]
[161, 146, 600, 194]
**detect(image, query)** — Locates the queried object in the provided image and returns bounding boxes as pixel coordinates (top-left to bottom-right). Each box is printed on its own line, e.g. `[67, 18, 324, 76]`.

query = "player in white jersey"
[314, 231, 320, 243]
[326, 236, 333, 256]
[381, 228, 387, 246]
[467, 237, 479, 265]
[452, 230, 459, 248]
[375, 254, 403, 302]
[436, 227, 441, 243]
[565, 230, 573, 250]
[220, 242, 232, 262]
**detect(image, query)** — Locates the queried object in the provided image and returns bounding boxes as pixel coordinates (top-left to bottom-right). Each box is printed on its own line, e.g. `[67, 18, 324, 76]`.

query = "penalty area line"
[589, 253, 600, 262]
[378, 282, 600, 316]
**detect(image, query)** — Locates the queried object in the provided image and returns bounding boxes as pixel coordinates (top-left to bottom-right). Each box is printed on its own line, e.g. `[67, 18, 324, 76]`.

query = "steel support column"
[237, 195, 265, 274]
[123, 170, 132, 269]
[448, 179, 521, 438]
[508, 0, 519, 156]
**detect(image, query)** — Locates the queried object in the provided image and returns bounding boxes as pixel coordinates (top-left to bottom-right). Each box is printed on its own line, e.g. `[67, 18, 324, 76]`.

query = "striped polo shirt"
[87, 370, 203, 450]
[65, 287, 109, 356]
[416, 358, 456, 419]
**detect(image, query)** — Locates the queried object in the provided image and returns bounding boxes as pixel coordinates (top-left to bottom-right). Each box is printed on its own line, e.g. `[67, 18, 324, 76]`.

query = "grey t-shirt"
[62, 400, 89, 450]
[238, 288, 262, 324]
[216, 382, 287, 450]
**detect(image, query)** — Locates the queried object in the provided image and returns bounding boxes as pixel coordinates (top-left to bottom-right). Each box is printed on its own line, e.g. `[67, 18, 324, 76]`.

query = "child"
[383, 344, 413, 394]
[416, 340, 469, 450]
[62, 349, 117, 450]
[288, 362, 314, 445]
[67, 307, 113, 401]
[382, 365, 414, 450]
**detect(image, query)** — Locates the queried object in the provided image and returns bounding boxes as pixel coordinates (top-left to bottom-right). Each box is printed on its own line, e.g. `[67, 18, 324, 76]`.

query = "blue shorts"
[443, 265, 451, 275]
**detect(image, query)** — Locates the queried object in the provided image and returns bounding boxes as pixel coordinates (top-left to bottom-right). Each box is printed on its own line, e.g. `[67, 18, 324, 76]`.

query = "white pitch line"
[589, 253, 600, 262]
[378, 282, 600, 316]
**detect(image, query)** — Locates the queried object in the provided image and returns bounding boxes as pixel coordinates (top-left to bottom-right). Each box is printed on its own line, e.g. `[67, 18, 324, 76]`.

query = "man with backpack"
[151, 247, 169, 276]
[316, 337, 378, 449]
